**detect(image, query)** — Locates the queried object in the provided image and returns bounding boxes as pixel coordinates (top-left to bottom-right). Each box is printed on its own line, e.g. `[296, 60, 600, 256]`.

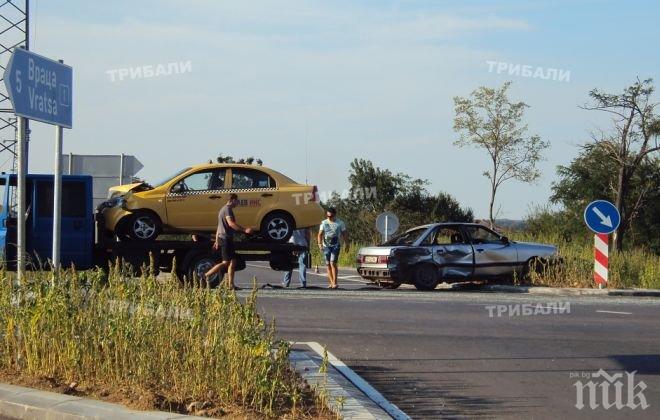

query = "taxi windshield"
[152, 167, 190, 188]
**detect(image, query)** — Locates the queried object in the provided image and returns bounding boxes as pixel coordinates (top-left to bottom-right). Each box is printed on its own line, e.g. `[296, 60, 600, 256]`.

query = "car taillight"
[356, 254, 363, 263]
[378, 255, 389, 264]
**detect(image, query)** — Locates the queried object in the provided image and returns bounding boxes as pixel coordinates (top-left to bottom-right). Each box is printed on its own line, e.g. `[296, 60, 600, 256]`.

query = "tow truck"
[0, 173, 304, 285]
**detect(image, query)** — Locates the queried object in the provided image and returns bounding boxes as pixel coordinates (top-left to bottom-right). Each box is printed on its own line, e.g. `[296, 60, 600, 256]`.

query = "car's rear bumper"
[357, 264, 400, 282]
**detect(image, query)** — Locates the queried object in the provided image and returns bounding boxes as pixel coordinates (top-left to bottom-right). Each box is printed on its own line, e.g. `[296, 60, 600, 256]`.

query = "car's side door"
[464, 225, 518, 277]
[428, 225, 475, 279]
[227, 167, 278, 229]
[166, 168, 227, 230]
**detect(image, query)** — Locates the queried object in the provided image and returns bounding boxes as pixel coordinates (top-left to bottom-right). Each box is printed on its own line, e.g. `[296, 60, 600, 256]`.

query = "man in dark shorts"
[317, 207, 348, 289]
[204, 193, 252, 289]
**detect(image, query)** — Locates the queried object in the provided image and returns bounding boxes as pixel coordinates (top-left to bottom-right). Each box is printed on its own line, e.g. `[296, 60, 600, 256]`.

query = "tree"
[326, 159, 473, 244]
[453, 82, 549, 228]
[580, 78, 660, 251]
[551, 142, 660, 252]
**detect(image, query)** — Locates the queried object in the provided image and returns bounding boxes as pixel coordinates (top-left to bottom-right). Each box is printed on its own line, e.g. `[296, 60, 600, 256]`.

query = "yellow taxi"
[99, 163, 325, 242]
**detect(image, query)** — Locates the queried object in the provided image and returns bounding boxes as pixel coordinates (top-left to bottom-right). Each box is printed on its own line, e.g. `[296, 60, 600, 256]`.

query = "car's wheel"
[261, 212, 294, 243]
[127, 212, 161, 241]
[187, 253, 222, 288]
[413, 264, 439, 291]
[379, 282, 401, 290]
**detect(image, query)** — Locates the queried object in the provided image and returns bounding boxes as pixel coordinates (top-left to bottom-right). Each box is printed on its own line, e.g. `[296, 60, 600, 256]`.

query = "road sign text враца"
[25, 58, 60, 115]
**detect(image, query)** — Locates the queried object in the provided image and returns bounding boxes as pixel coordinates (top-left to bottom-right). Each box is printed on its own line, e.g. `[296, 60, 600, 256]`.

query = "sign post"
[376, 211, 399, 243]
[16, 117, 26, 281]
[4, 48, 73, 277]
[584, 200, 621, 289]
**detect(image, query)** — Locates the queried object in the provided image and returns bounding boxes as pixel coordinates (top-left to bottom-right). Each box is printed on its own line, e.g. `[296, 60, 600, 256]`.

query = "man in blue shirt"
[317, 207, 348, 289]
[282, 228, 311, 288]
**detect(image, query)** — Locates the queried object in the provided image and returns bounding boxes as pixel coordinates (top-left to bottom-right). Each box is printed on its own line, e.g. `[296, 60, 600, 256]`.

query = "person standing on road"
[282, 228, 311, 288]
[317, 207, 348, 289]
[204, 193, 252, 289]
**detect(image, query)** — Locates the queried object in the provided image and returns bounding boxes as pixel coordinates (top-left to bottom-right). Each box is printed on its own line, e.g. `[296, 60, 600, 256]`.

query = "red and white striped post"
[594, 233, 608, 288]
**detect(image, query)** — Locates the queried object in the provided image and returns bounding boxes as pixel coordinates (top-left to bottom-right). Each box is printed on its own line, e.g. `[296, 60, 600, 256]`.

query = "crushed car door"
[464, 225, 518, 277]
[429, 225, 474, 279]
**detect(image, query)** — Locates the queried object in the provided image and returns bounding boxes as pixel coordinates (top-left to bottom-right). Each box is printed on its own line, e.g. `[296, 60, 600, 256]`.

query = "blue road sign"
[584, 200, 620, 234]
[3, 48, 72, 128]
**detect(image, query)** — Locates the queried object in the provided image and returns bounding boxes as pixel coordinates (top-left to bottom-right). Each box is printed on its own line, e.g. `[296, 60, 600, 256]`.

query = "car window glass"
[384, 227, 428, 245]
[153, 167, 190, 188]
[208, 169, 226, 190]
[231, 168, 275, 189]
[175, 170, 215, 192]
[466, 226, 502, 244]
[420, 228, 437, 245]
[435, 227, 464, 245]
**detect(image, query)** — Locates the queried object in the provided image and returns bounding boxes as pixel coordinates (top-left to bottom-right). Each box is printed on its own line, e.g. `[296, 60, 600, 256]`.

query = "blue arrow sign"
[3, 48, 72, 128]
[584, 200, 620, 234]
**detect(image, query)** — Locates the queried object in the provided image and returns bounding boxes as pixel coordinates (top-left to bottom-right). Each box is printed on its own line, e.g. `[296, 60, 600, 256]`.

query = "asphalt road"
[232, 263, 660, 419]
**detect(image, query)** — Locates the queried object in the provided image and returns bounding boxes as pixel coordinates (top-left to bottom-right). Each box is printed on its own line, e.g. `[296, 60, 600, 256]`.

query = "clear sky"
[15, 0, 660, 219]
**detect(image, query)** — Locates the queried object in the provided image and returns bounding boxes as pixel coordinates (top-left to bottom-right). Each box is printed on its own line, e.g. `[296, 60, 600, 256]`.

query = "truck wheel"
[128, 212, 161, 241]
[188, 253, 222, 288]
[413, 264, 439, 291]
[261, 212, 294, 243]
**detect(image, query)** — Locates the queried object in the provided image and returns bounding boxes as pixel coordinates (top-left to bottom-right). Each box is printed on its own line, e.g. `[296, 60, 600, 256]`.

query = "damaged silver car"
[356, 223, 559, 290]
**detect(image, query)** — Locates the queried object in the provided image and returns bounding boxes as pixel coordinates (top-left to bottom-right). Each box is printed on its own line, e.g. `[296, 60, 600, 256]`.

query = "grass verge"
[0, 263, 330, 418]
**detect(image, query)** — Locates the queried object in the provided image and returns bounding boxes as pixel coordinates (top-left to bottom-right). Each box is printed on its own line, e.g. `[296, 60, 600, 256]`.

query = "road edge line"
[300, 341, 410, 420]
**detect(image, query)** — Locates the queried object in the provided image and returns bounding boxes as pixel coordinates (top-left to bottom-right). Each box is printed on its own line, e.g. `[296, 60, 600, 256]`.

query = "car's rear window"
[384, 227, 427, 246]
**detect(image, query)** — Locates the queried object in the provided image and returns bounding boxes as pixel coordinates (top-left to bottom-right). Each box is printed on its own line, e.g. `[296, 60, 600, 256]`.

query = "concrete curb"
[0, 349, 404, 420]
[0, 383, 209, 419]
[482, 284, 660, 297]
[290, 347, 405, 419]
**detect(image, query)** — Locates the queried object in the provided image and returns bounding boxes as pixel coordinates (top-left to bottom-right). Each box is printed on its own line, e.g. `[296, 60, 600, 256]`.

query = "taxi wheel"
[261, 212, 294, 243]
[128, 212, 161, 241]
[413, 264, 439, 291]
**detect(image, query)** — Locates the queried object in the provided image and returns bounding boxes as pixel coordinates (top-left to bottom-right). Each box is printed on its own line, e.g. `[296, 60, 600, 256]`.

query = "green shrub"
[0, 263, 317, 417]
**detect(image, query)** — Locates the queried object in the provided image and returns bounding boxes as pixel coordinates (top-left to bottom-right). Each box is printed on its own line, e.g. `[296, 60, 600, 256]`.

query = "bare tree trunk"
[489, 180, 496, 229]
[613, 164, 628, 252]
[488, 156, 498, 229]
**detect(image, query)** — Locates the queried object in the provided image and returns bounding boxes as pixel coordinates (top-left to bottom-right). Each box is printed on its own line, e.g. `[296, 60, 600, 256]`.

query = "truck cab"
[0, 173, 94, 270]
